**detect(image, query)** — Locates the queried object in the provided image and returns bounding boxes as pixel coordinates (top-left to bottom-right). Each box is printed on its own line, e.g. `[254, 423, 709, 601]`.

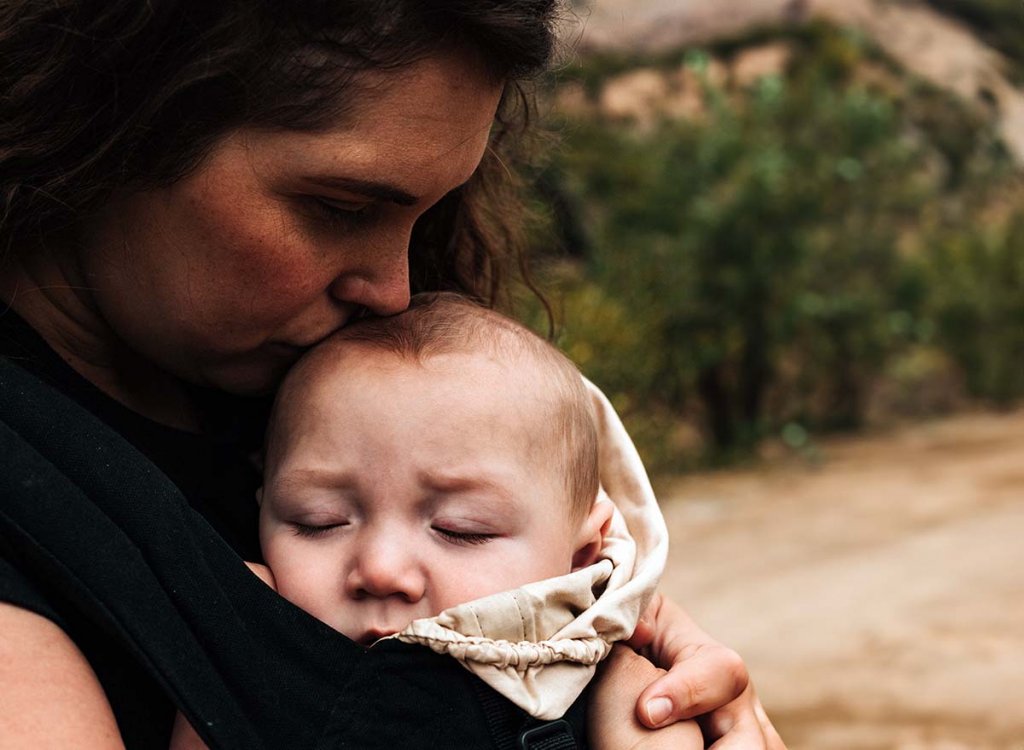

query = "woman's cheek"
[206, 241, 318, 322]
[186, 183, 322, 325]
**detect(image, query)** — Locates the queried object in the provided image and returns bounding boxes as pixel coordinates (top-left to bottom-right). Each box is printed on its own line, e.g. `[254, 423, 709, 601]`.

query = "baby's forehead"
[300, 338, 552, 393]
[308, 350, 582, 464]
[302, 343, 501, 391]
[273, 342, 559, 436]
[265, 339, 568, 473]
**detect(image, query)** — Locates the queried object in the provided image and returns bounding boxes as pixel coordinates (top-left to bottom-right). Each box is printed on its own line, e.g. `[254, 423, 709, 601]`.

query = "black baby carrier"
[0, 358, 586, 749]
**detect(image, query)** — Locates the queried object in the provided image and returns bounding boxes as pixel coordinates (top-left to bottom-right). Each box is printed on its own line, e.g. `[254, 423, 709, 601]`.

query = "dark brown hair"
[0, 0, 563, 305]
[276, 292, 600, 520]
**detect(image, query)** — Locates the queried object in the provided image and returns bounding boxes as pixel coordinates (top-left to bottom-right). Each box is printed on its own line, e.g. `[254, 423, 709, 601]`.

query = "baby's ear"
[571, 497, 614, 571]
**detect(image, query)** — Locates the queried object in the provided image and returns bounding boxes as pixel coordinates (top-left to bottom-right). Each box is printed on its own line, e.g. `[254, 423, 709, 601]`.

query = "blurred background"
[518, 1, 1024, 747]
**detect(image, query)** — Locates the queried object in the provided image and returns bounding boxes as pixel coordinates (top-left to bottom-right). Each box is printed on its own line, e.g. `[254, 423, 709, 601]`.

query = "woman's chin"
[195, 356, 296, 397]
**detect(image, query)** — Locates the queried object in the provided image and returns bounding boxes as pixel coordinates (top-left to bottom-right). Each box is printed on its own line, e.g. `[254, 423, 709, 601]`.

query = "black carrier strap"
[518, 720, 578, 750]
[472, 679, 586, 750]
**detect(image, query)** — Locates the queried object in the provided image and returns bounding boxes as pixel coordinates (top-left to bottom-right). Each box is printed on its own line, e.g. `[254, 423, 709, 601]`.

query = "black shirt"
[0, 309, 268, 745]
[0, 308, 265, 560]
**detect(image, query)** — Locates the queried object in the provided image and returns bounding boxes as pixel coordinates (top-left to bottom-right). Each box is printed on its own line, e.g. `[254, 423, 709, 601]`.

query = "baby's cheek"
[433, 546, 572, 610]
[433, 575, 502, 612]
[262, 539, 332, 614]
[276, 568, 337, 622]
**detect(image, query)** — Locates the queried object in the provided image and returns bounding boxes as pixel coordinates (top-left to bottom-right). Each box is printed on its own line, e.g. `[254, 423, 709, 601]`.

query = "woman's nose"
[329, 234, 411, 317]
[345, 537, 425, 603]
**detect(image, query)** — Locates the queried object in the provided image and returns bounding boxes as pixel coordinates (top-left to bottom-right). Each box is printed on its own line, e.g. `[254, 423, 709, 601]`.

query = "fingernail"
[645, 696, 673, 726]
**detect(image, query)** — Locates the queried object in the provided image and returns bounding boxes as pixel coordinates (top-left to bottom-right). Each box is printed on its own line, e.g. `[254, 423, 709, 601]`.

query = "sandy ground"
[656, 409, 1024, 749]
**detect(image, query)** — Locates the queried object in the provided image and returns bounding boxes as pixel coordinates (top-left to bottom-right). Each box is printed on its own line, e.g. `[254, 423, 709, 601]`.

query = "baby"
[255, 292, 614, 642]
[173, 293, 666, 748]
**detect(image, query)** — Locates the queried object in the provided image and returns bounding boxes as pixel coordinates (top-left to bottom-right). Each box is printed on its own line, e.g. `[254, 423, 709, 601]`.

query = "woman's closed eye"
[306, 196, 379, 229]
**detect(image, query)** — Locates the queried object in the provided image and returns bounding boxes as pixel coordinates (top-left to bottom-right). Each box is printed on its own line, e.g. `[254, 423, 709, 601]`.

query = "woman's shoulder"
[0, 600, 126, 749]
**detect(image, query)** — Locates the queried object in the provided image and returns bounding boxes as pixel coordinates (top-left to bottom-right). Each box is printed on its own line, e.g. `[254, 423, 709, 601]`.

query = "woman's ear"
[571, 497, 615, 571]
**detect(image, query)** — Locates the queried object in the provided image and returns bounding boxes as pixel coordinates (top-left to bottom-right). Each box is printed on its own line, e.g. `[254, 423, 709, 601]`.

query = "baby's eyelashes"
[431, 526, 498, 546]
[289, 519, 351, 538]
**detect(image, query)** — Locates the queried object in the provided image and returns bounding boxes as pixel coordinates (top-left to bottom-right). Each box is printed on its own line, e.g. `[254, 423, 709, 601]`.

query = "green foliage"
[515, 264, 695, 469]
[527, 22, 1022, 470]
[922, 215, 1024, 405]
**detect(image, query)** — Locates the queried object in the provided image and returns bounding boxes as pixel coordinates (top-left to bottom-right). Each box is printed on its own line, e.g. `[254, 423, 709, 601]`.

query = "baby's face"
[260, 349, 587, 644]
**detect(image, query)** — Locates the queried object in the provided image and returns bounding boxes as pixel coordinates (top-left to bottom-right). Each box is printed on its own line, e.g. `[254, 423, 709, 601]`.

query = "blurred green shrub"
[922, 214, 1024, 405]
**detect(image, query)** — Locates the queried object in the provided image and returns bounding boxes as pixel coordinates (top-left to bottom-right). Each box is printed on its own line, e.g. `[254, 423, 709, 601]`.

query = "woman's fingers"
[635, 643, 788, 748]
[701, 684, 788, 750]
[758, 700, 787, 749]
[588, 646, 704, 750]
[625, 593, 788, 747]
[636, 640, 750, 726]
[629, 594, 751, 725]
[591, 641, 788, 750]
[703, 709, 768, 750]
[626, 610, 656, 649]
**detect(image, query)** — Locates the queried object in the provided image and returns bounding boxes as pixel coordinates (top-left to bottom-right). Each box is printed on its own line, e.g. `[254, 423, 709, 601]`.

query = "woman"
[0, 1, 783, 747]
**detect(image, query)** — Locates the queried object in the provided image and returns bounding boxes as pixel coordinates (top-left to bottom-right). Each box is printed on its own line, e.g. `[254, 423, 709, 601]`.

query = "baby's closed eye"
[431, 525, 499, 546]
[290, 519, 351, 538]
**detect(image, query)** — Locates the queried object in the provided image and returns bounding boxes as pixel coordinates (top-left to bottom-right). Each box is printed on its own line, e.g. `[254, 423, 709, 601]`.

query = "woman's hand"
[589, 645, 705, 749]
[626, 593, 786, 748]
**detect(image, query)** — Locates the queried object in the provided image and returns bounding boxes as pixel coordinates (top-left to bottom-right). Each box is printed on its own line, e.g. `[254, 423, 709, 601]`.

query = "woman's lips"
[265, 341, 313, 358]
[266, 328, 343, 356]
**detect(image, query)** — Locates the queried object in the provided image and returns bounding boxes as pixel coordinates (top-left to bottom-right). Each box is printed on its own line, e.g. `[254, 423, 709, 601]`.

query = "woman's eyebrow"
[305, 175, 419, 206]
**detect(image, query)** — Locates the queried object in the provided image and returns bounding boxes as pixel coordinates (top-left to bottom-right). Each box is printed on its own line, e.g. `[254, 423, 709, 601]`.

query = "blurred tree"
[528, 22, 1022, 468]
[550, 29, 931, 454]
[924, 214, 1024, 405]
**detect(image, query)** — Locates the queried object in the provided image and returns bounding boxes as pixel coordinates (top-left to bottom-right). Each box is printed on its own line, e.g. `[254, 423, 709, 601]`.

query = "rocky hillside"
[568, 0, 1024, 163]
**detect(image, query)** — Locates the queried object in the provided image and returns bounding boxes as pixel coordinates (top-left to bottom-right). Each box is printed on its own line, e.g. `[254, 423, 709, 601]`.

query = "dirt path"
[656, 409, 1024, 749]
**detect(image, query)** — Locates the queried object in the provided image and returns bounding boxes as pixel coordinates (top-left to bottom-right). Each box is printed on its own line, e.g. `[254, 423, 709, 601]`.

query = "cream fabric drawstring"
[392, 379, 669, 719]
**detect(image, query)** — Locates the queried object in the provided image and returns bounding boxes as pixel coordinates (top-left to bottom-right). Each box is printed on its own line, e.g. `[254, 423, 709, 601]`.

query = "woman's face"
[78, 51, 503, 395]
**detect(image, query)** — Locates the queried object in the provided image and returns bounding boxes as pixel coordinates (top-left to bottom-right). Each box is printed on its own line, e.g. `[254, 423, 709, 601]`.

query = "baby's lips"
[357, 628, 398, 646]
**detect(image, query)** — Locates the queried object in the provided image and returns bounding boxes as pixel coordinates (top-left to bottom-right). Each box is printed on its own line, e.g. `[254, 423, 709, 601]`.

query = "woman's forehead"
[240, 52, 502, 193]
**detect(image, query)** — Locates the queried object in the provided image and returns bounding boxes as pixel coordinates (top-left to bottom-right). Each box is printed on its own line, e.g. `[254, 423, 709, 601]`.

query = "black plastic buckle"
[518, 718, 577, 750]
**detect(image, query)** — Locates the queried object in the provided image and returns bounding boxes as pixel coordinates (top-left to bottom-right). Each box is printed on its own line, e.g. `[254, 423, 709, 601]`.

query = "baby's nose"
[345, 538, 425, 603]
